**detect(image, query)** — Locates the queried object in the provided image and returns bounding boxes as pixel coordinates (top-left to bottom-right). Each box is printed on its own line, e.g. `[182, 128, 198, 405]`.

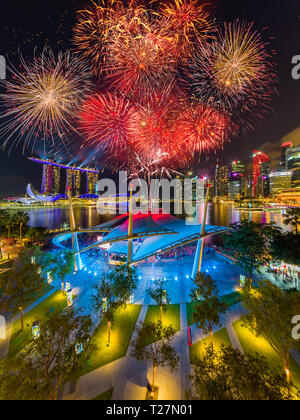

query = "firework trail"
[0, 48, 92, 153]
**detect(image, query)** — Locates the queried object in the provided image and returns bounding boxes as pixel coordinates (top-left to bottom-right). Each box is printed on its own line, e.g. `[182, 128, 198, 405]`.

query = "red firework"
[129, 92, 188, 164]
[176, 103, 234, 154]
[79, 92, 136, 159]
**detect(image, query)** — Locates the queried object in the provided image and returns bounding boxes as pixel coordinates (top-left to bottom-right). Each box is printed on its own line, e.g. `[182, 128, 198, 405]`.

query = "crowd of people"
[266, 263, 300, 289]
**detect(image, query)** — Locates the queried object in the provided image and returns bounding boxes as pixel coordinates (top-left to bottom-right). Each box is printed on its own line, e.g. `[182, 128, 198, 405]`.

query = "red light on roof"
[282, 142, 293, 148]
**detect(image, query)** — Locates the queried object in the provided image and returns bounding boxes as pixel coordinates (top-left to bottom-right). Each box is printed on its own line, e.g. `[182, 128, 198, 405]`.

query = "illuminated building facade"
[215, 165, 229, 198]
[257, 161, 272, 197]
[253, 151, 270, 196]
[270, 171, 292, 195]
[53, 166, 61, 194]
[29, 158, 99, 197]
[280, 142, 293, 170]
[228, 161, 245, 200]
[286, 145, 300, 189]
[86, 172, 98, 195]
[41, 164, 53, 194]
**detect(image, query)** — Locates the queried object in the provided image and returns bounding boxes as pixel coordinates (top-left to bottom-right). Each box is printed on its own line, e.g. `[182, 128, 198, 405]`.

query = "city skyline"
[0, 0, 300, 194]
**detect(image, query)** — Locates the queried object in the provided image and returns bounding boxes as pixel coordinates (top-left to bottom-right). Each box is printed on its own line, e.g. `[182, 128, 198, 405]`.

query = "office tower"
[215, 165, 229, 198]
[228, 161, 245, 200]
[232, 161, 245, 173]
[258, 161, 272, 197]
[245, 171, 253, 197]
[281, 142, 293, 170]
[286, 145, 300, 189]
[270, 171, 292, 195]
[253, 151, 270, 196]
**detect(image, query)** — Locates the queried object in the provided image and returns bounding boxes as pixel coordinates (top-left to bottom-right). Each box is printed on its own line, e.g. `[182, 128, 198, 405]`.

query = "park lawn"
[144, 304, 180, 331]
[8, 290, 68, 358]
[0, 270, 53, 309]
[233, 319, 300, 392]
[137, 304, 180, 348]
[78, 305, 142, 377]
[92, 388, 114, 400]
[189, 328, 232, 365]
[187, 291, 242, 327]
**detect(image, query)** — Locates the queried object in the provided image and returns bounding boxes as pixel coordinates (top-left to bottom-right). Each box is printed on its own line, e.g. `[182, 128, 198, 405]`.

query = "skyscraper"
[215, 165, 229, 198]
[228, 161, 245, 200]
[270, 171, 292, 195]
[280, 142, 293, 170]
[286, 145, 300, 189]
[258, 161, 272, 197]
[253, 151, 270, 196]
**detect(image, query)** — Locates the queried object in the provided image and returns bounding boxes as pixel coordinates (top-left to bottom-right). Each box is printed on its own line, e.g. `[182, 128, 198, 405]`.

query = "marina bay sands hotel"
[28, 157, 99, 197]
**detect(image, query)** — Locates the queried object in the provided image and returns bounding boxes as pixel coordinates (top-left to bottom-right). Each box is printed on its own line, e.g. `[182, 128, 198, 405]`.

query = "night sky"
[0, 0, 300, 195]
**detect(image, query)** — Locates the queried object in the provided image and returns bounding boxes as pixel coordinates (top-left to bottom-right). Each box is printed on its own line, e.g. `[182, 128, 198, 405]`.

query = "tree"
[25, 226, 47, 245]
[91, 277, 121, 346]
[109, 265, 139, 308]
[223, 221, 267, 280]
[1, 250, 45, 330]
[131, 321, 179, 395]
[269, 231, 300, 268]
[283, 208, 300, 234]
[14, 211, 30, 243]
[147, 279, 170, 323]
[42, 250, 74, 291]
[191, 272, 228, 348]
[189, 345, 298, 400]
[241, 280, 300, 382]
[0, 210, 9, 237]
[0, 308, 93, 400]
[5, 213, 16, 243]
[0, 354, 45, 400]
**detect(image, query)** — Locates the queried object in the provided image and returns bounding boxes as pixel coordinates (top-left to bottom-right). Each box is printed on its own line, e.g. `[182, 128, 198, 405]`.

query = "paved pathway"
[112, 305, 149, 400]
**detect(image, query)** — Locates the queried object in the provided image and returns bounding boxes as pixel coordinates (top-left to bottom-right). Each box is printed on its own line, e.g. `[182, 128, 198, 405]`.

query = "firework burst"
[73, 0, 125, 74]
[0, 49, 92, 152]
[160, 0, 214, 54]
[79, 92, 136, 162]
[184, 20, 276, 130]
[176, 103, 234, 154]
[104, 4, 179, 98]
[129, 92, 189, 162]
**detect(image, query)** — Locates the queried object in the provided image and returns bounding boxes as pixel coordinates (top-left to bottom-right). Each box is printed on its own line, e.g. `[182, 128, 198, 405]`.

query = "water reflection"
[26, 203, 289, 234]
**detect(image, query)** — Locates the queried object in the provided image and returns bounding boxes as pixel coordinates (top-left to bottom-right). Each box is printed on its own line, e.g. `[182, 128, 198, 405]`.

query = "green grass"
[190, 328, 232, 364]
[233, 319, 300, 391]
[8, 290, 68, 358]
[187, 291, 242, 327]
[139, 304, 180, 348]
[221, 291, 242, 307]
[144, 304, 180, 331]
[92, 388, 114, 400]
[78, 305, 142, 378]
